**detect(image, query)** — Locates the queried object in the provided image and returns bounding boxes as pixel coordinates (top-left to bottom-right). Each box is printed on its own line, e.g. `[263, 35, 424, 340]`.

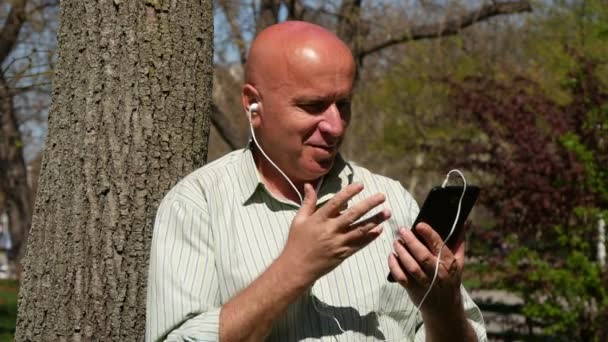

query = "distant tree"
[362, 1, 607, 337]
[440, 3, 608, 329]
[0, 0, 32, 271]
[15, 1, 213, 340]
[0, 0, 57, 276]
[211, 0, 532, 156]
[445, 52, 607, 341]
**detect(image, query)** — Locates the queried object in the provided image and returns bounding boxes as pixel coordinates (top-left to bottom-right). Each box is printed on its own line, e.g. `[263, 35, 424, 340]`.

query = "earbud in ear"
[248, 103, 260, 124]
[249, 103, 259, 116]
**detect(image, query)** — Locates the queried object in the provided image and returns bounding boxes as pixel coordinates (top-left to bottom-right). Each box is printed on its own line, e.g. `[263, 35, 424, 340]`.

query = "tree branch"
[284, 0, 306, 20]
[336, 0, 367, 71]
[255, 0, 281, 36]
[26, 0, 59, 16]
[210, 103, 241, 150]
[359, 0, 532, 60]
[217, 0, 249, 66]
[337, 0, 363, 49]
[0, 0, 27, 65]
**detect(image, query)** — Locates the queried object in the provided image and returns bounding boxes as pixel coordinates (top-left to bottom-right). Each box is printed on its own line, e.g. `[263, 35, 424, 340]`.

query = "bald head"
[245, 21, 355, 87]
[241, 21, 357, 188]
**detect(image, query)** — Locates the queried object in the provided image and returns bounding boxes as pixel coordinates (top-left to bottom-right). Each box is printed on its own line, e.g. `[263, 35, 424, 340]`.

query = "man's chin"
[303, 158, 335, 180]
[318, 157, 335, 170]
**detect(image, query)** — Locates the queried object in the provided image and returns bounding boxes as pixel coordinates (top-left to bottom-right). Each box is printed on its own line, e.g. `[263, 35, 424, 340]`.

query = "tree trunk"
[15, 1, 213, 340]
[599, 215, 606, 269]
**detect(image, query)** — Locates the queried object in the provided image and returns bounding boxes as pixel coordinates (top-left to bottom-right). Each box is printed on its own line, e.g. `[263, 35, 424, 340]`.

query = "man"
[146, 21, 486, 341]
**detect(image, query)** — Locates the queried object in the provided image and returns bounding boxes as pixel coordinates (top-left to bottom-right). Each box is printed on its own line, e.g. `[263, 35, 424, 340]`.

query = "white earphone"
[248, 103, 259, 121]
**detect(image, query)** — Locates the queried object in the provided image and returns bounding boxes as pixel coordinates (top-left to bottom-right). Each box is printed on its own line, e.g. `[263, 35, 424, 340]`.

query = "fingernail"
[384, 209, 392, 218]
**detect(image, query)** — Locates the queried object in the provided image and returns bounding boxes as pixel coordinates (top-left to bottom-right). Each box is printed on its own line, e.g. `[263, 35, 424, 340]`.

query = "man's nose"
[318, 104, 346, 138]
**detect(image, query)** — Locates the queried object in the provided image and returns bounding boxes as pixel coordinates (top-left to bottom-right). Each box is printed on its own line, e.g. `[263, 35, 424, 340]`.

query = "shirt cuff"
[414, 318, 487, 342]
[164, 308, 221, 342]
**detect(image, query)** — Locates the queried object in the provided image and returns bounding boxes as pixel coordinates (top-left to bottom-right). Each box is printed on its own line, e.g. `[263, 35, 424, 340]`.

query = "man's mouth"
[310, 144, 336, 153]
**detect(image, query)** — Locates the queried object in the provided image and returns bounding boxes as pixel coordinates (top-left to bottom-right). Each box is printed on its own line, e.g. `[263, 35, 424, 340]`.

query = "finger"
[343, 209, 391, 240]
[388, 253, 409, 287]
[345, 223, 384, 250]
[316, 183, 364, 217]
[297, 183, 317, 217]
[393, 239, 430, 287]
[451, 224, 467, 269]
[416, 222, 457, 263]
[398, 226, 446, 275]
[414, 222, 449, 257]
[335, 192, 386, 228]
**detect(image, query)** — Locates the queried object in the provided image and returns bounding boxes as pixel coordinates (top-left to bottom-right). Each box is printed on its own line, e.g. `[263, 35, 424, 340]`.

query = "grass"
[0, 279, 18, 342]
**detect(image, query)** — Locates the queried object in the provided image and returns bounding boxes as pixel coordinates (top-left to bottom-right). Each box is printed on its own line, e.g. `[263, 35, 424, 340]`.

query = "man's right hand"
[280, 182, 392, 287]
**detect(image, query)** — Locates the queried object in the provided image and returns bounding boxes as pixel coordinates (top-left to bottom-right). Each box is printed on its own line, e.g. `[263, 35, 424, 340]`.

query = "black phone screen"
[411, 185, 480, 248]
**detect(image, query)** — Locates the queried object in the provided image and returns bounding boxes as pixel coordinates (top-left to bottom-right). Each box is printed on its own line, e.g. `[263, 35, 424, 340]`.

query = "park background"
[0, 0, 606, 341]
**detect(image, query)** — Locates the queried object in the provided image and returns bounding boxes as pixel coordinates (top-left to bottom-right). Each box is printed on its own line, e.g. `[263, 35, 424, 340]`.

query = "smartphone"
[387, 185, 480, 282]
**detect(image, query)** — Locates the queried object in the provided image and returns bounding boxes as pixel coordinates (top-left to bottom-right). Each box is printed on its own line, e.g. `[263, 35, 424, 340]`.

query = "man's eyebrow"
[293, 94, 352, 103]
[293, 95, 329, 103]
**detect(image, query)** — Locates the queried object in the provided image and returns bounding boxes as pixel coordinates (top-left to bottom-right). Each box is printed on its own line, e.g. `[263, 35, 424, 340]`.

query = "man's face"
[253, 45, 355, 183]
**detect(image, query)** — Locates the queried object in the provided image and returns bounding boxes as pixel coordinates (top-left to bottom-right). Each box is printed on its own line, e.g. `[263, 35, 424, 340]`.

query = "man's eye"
[300, 102, 328, 114]
[337, 101, 351, 111]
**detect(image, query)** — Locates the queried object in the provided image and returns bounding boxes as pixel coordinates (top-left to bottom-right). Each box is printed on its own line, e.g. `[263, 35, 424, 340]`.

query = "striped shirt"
[145, 146, 487, 341]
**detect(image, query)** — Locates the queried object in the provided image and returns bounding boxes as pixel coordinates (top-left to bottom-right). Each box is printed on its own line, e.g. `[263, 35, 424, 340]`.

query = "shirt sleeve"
[145, 185, 221, 342]
[414, 285, 487, 341]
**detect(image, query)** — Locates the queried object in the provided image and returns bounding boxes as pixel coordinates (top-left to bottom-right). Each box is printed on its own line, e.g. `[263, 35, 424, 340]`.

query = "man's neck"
[252, 150, 321, 204]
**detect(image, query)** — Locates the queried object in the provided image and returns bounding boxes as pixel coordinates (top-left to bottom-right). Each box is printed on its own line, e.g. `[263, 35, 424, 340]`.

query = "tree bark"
[15, 0, 213, 340]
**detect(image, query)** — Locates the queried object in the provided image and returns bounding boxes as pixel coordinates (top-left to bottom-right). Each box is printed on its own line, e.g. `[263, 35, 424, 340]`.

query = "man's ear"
[242, 84, 261, 127]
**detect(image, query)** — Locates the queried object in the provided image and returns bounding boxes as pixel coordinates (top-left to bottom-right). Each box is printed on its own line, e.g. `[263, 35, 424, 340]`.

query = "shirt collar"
[237, 142, 264, 205]
[316, 153, 353, 205]
[237, 142, 354, 207]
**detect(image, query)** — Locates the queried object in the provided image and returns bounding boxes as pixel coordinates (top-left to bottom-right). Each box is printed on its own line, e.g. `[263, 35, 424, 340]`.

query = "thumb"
[297, 183, 317, 217]
[452, 225, 467, 267]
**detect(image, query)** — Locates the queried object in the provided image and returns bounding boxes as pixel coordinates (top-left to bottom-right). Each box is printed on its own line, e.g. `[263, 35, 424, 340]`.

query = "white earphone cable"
[248, 107, 303, 204]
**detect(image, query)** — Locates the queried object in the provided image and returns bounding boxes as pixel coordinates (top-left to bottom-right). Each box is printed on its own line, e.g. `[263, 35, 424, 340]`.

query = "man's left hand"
[387, 222, 466, 318]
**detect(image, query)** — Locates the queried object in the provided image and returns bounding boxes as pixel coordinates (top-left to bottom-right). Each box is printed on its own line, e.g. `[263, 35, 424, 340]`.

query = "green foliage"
[0, 279, 18, 342]
[444, 2, 607, 339]
[523, 0, 608, 104]
[355, 35, 481, 179]
[561, 132, 608, 201]
[495, 23, 607, 337]
[467, 48, 607, 338]
[506, 217, 608, 340]
[355, 2, 608, 338]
